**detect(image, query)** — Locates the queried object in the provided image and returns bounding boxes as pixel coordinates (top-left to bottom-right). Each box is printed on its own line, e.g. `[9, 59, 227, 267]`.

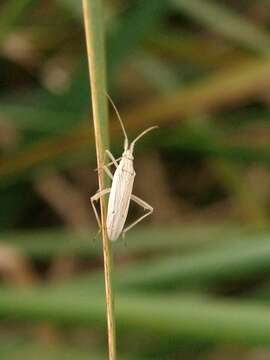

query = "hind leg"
[90, 188, 111, 228]
[122, 195, 153, 237]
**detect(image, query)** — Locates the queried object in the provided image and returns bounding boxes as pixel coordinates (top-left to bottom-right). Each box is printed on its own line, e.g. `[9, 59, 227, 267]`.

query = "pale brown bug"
[91, 95, 157, 241]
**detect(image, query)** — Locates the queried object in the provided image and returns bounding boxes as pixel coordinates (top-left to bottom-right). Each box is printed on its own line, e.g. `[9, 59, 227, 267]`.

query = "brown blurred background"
[1, 0, 270, 359]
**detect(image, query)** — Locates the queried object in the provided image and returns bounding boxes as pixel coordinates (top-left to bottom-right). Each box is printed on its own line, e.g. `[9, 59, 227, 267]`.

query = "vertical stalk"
[81, 1, 116, 359]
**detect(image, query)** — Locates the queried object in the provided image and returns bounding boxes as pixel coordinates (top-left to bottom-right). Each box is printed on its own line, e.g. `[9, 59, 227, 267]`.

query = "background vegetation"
[1, 0, 270, 358]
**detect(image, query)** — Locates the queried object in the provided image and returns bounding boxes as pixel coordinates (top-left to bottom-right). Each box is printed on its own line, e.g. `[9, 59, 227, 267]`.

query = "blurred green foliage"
[1, 0, 270, 359]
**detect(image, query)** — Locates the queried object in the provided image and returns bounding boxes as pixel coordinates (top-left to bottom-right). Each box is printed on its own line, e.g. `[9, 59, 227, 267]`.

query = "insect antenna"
[106, 92, 129, 149]
[130, 126, 158, 151]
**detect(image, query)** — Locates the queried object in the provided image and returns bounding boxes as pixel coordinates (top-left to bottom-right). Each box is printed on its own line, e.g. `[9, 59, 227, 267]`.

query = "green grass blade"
[117, 233, 270, 290]
[0, 225, 243, 259]
[171, 0, 270, 54]
[1, 289, 270, 346]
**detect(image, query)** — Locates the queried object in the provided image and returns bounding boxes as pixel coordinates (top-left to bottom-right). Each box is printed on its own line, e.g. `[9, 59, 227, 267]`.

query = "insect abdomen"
[106, 160, 135, 241]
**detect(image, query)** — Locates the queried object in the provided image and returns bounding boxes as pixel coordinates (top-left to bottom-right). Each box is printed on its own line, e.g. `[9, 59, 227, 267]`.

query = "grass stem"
[81, 0, 116, 358]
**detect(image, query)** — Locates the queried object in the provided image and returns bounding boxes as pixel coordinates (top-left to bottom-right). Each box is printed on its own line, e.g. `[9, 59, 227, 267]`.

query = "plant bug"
[91, 94, 157, 241]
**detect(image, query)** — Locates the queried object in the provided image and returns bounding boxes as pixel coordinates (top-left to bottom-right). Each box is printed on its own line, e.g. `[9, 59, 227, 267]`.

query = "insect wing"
[106, 161, 134, 241]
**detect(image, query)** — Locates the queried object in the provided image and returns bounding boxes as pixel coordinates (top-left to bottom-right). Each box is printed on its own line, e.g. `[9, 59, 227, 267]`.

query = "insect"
[91, 95, 157, 241]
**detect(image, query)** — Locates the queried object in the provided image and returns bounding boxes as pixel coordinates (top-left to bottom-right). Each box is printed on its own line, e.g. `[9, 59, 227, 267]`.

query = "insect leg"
[105, 150, 119, 168]
[95, 152, 121, 175]
[106, 156, 121, 168]
[102, 150, 122, 179]
[122, 195, 153, 237]
[102, 165, 113, 180]
[90, 188, 111, 228]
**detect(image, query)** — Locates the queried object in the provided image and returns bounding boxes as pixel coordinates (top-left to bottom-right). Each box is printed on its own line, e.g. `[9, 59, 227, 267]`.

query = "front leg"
[102, 164, 113, 180]
[105, 150, 121, 168]
[90, 188, 111, 228]
[122, 194, 153, 237]
[102, 150, 121, 179]
[95, 150, 121, 179]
